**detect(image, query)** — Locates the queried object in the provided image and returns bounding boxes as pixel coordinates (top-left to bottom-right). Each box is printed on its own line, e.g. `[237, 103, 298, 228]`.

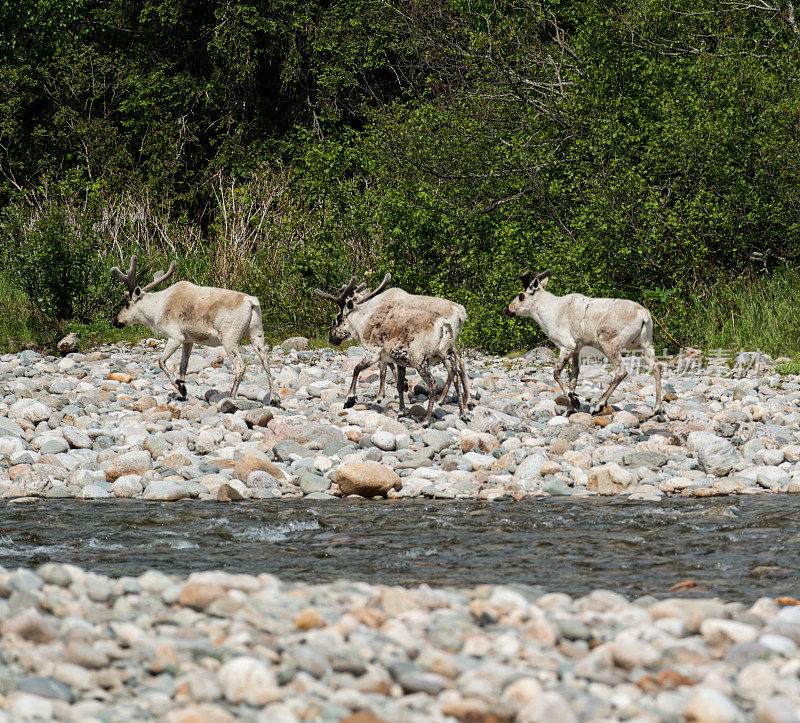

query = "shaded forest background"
[0, 0, 799, 354]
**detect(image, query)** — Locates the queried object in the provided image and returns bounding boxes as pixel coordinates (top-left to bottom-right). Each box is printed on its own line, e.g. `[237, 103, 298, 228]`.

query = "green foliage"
[690, 268, 800, 359]
[776, 360, 800, 376]
[0, 201, 112, 333]
[0, 276, 39, 351]
[0, 0, 798, 352]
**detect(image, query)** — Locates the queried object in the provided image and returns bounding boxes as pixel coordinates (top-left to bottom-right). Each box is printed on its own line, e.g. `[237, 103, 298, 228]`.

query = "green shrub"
[690, 267, 800, 359]
[775, 360, 800, 376]
[1, 202, 113, 335]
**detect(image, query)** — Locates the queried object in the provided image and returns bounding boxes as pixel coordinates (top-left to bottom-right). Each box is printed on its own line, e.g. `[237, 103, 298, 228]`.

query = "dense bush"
[0, 1, 797, 353]
[1, 202, 113, 333]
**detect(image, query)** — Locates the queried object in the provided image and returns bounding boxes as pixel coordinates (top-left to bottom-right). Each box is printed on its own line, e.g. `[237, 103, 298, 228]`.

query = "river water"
[1, 497, 798, 602]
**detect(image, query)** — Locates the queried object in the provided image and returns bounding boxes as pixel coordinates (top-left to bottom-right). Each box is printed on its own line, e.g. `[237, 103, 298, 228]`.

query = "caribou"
[352, 284, 470, 407]
[111, 256, 276, 403]
[315, 275, 469, 424]
[505, 270, 663, 416]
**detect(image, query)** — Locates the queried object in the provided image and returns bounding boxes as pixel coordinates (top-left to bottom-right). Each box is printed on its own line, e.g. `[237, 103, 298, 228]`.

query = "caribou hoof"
[568, 392, 580, 410]
[343, 397, 356, 409]
[176, 380, 187, 400]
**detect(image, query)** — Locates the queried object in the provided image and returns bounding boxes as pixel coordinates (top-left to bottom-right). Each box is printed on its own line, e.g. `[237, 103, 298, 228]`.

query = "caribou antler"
[141, 260, 177, 293]
[520, 269, 532, 287]
[537, 269, 551, 280]
[357, 273, 391, 304]
[111, 255, 138, 294]
[313, 276, 358, 306]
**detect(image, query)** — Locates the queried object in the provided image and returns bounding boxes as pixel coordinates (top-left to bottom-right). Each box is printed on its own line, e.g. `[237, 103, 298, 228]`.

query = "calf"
[353, 285, 470, 406]
[315, 275, 468, 424]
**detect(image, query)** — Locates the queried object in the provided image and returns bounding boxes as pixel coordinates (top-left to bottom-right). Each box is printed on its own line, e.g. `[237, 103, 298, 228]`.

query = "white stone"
[218, 656, 281, 706]
[81, 484, 113, 499]
[112, 475, 144, 498]
[736, 660, 776, 700]
[9, 399, 52, 423]
[683, 687, 745, 723]
[700, 618, 758, 646]
[371, 430, 396, 451]
[143, 481, 190, 501]
[515, 453, 548, 479]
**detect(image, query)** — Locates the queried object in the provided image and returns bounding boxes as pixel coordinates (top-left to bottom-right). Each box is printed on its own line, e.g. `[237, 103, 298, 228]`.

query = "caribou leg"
[438, 351, 470, 407]
[345, 355, 377, 408]
[642, 344, 663, 417]
[445, 348, 467, 421]
[454, 350, 473, 409]
[377, 362, 396, 401]
[590, 342, 627, 415]
[567, 351, 581, 410]
[552, 347, 576, 401]
[249, 321, 279, 406]
[158, 338, 184, 398]
[176, 342, 194, 400]
[437, 367, 455, 404]
[416, 358, 437, 426]
[395, 365, 407, 414]
[223, 341, 248, 398]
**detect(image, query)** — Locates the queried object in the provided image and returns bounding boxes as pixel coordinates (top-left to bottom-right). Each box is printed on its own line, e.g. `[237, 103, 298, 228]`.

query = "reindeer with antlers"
[351, 283, 470, 408]
[111, 256, 276, 403]
[315, 274, 469, 424]
[505, 269, 662, 416]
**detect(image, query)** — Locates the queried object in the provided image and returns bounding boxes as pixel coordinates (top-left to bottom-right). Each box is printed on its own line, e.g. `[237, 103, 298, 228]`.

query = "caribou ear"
[519, 270, 532, 288]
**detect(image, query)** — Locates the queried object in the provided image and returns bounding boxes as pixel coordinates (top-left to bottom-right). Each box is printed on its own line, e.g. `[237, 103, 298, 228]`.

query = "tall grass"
[690, 267, 800, 359]
[2, 180, 799, 356]
[0, 278, 40, 351]
[0, 169, 378, 351]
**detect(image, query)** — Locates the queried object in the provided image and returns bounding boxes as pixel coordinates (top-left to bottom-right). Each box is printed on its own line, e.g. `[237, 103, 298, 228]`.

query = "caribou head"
[505, 269, 551, 317]
[111, 255, 177, 328]
[313, 273, 391, 345]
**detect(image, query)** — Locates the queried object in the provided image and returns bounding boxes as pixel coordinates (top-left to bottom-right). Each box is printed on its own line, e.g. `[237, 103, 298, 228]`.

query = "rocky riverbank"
[0, 340, 798, 502]
[0, 562, 798, 721]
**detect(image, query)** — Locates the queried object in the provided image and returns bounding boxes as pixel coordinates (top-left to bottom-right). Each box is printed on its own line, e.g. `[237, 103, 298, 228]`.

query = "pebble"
[336, 461, 401, 498]
[0, 548, 794, 720]
[142, 481, 191, 501]
[0, 342, 796, 504]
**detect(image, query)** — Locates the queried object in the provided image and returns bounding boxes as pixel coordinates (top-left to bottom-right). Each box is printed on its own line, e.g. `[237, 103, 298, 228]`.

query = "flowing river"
[1, 497, 798, 602]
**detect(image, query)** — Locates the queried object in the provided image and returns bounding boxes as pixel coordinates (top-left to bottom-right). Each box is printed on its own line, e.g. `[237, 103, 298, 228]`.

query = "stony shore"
[0, 339, 798, 502]
[1, 561, 799, 722]
[2, 343, 800, 721]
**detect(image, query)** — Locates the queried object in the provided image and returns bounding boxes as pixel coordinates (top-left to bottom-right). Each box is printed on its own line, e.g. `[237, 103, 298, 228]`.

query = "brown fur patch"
[363, 305, 438, 347]
[163, 282, 248, 329]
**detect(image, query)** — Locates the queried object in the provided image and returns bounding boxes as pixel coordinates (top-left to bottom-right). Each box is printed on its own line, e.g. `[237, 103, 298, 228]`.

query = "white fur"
[115, 280, 275, 401]
[507, 274, 662, 415]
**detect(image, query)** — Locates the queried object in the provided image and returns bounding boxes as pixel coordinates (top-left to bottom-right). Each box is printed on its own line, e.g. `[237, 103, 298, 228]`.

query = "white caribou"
[506, 269, 662, 415]
[111, 256, 276, 403]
